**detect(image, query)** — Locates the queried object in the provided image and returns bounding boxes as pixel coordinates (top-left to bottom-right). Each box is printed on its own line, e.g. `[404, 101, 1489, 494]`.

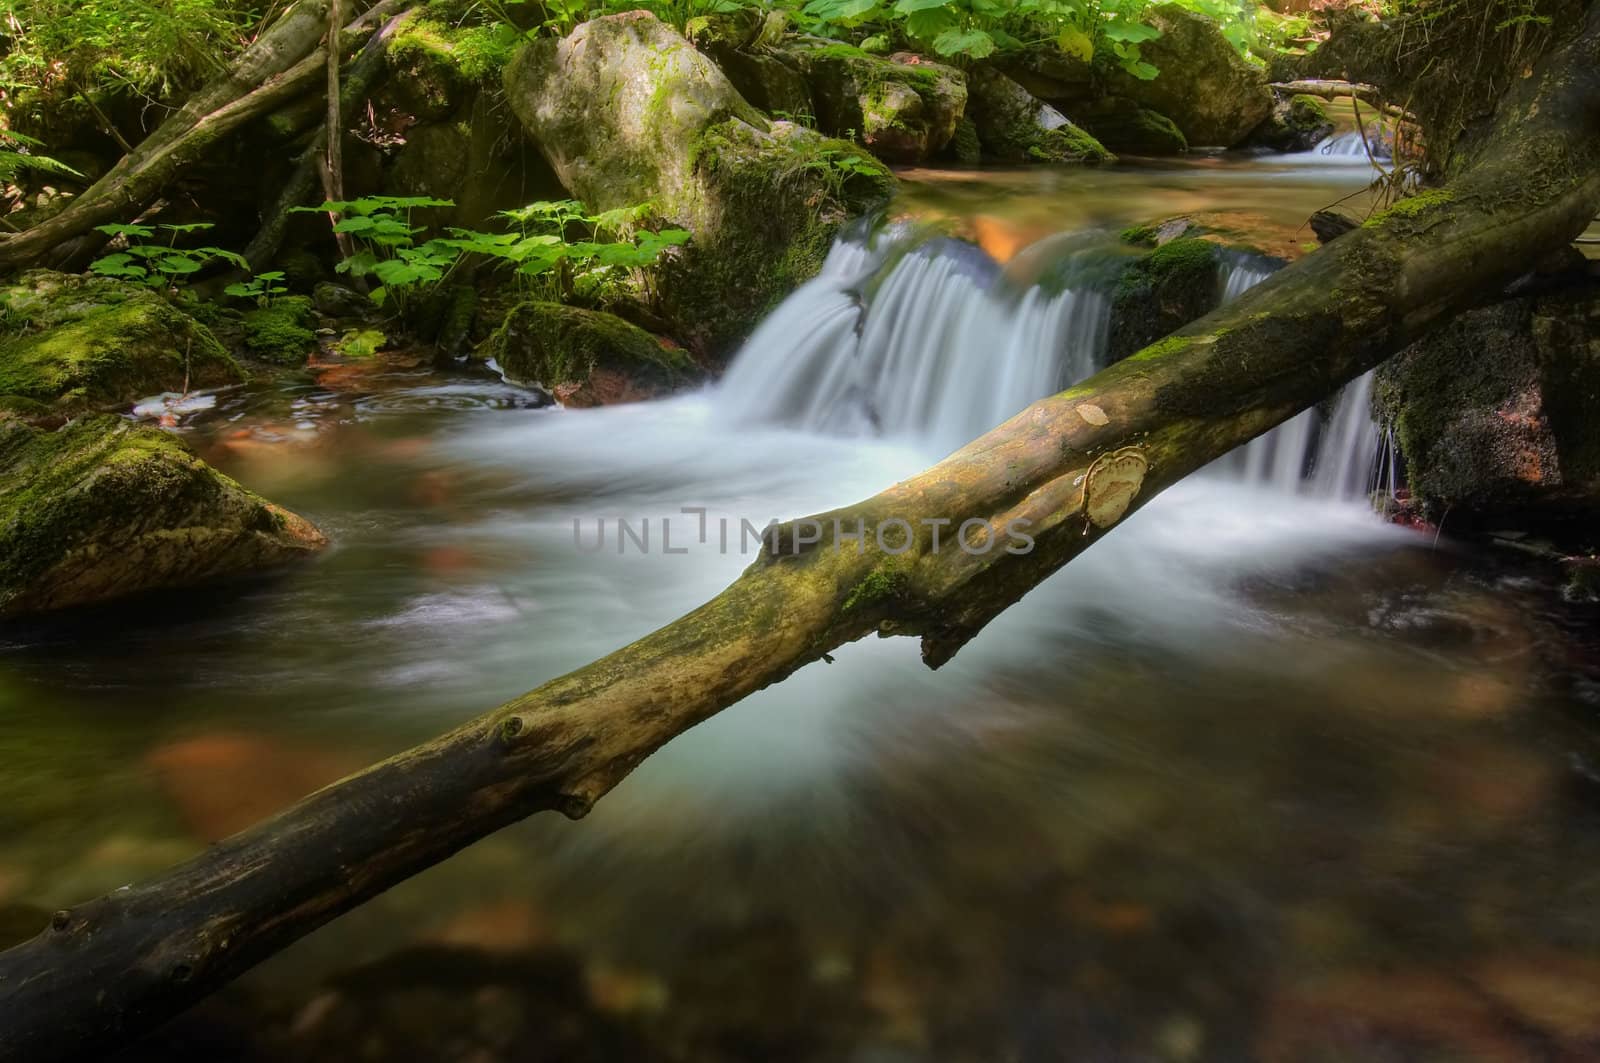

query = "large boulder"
[966, 67, 1114, 164]
[0, 271, 243, 411]
[1107, 237, 1222, 361]
[0, 414, 326, 617]
[488, 302, 702, 407]
[1072, 96, 1187, 156]
[1374, 278, 1600, 535]
[504, 12, 894, 356]
[1103, 3, 1273, 147]
[778, 43, 967, 163]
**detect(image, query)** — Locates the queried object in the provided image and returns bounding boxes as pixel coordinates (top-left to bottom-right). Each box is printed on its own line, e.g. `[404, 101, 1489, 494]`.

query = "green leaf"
[932, 26, 995, 57]
[158, 222, 215, 233]
[94, 222, 155, 238]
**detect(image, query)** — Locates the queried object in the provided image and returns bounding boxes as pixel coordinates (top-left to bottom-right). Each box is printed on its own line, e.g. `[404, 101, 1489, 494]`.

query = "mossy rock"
[1373, 281, 1600, 535]
[946, 115, 981, 165]
[0, 271, 243, 411]
[773, 40, 966, 163]
[503, 13, 896, 357]
[241, 296, 317, 366]
[488, 302, 701, 407]
[0, 414, 326, 617]
[966, 67, 1114, 165]
[1075, 97, 1188, 156]
[1245, 93, 1336, 153]
[1108, 238, 1221, 362]
[712, 49, 814, 119]
[1102, 3, 1272, 148]
[378, 13, 503, 120]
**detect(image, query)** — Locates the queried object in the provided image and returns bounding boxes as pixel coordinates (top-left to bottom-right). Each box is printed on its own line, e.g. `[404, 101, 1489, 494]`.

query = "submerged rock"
[779, 42, 966, 163]
[966, 67, 1114, 164]
[0, 271, 243, 412]
[1103, 3, 1272, 148]
[0, 414, 326, 617]
[503, 12, 894, 357]
[1375, 280, 1600, 536]
[488, 302, 701, 407]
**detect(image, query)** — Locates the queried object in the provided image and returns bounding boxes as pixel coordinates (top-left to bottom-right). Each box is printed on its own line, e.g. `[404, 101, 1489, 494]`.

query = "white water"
[720, 232, 1385, 502]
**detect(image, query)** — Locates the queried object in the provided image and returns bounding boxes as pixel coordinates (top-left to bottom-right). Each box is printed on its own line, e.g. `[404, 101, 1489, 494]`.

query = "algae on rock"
[0, 271, 242, 410]
[0, 414, 326, 617]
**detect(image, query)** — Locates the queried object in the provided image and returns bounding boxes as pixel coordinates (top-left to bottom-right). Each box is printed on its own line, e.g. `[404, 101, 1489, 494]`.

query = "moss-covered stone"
[779, 41, 967, 163]
[947, 115, 981, 165]
[1103, 3, 1273, 148]
[966, 67, 1114, 165]
[1108, 238, 1222, 362]
[503, 13, 896, 357]
[1075, 96, 1188, 156]
[1245, 93, 1336, 153]
[379, 13, 515, 120]
[0, 271, 243, 411]
[488, 302, 701, 407]
[1373, 281, 1600, 535]
[241, 296, 316, 366]
[0, 414, 326, 617]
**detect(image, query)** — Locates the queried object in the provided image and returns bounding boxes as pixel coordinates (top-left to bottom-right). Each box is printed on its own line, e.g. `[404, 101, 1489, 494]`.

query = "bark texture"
[3, 6, 1600, 1061]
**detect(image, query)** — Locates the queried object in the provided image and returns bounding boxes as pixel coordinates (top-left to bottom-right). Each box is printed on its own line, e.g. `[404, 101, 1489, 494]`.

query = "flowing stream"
[4, 151, 1600, 1059]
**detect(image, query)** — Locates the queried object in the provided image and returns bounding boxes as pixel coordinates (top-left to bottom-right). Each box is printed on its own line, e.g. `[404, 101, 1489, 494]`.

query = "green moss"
[241, 296, 316, 366]
[0, 272, 242, 410]
[1126, 334, 1196, 363]
[805, 43, 871, 62]
[1136, 237, 1218, 284]
[1289, 94, 1330, 124]
[1108, 238, 1222, 362]
[1364, 189, 1456, 229]
[842, 560, 909, 613]
[1028, 125, 1114, 164]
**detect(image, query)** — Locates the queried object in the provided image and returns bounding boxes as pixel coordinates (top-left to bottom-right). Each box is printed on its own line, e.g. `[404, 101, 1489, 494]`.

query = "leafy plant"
[296, 194, 691, 313]
[87, 221, 248, 287]
[223, 271, 289, 306]
[0, 130, 84, 183]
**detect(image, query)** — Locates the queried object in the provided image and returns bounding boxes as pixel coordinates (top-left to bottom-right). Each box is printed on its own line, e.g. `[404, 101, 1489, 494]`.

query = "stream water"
[5, 147, 1600, 1061]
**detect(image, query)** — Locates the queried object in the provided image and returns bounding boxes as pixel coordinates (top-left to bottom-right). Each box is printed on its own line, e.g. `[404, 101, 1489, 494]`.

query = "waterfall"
[1312, 131, 1391, 161]
[1220, 260, 1385, 502]
[717, 235, 1111, 451]
[717, 232, 1384, 504]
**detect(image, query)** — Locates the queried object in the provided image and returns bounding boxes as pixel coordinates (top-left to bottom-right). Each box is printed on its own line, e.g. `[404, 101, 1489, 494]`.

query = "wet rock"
[488, 302, 701, 407]
[1374, 279, 1600, 537]
[503, 13, 895, 356]
[0, 270, 243, 412]
[966, 67, 1113, 164]
[710, 48, 813, 118]
[0, 414, 326, 617]
[1245, 93, 1336, 153]
[1102, 4, 1273, 148]
[1073, 96, 1187, 157]
[1108, 238, 1221, 361]
[312, 281, 377, 323]
[779, 42, 966, 163]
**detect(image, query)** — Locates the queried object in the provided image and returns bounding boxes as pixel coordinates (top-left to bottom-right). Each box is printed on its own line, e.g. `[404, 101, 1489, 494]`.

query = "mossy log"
[0, 0, 408, 272]
[4, 7, 1600, 1060]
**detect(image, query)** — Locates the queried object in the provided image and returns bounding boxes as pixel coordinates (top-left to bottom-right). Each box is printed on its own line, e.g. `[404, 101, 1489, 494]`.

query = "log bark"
[3, 6, 1600, 1060]
[0, 0, 407, 272]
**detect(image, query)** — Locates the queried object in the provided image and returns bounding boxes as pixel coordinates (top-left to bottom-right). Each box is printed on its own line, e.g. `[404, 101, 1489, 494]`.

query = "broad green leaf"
[932, 26, 995, 57]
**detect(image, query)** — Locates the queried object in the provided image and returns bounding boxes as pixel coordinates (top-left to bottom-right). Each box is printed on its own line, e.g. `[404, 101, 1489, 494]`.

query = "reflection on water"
[4, 156, 1600, 1062]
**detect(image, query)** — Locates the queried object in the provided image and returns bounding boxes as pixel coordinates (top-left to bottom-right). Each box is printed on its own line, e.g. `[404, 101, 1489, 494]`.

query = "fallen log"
[0, 0, 404, 273]
[1269, 78, 1413, 121]
[3, 5, 1600, 1060]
